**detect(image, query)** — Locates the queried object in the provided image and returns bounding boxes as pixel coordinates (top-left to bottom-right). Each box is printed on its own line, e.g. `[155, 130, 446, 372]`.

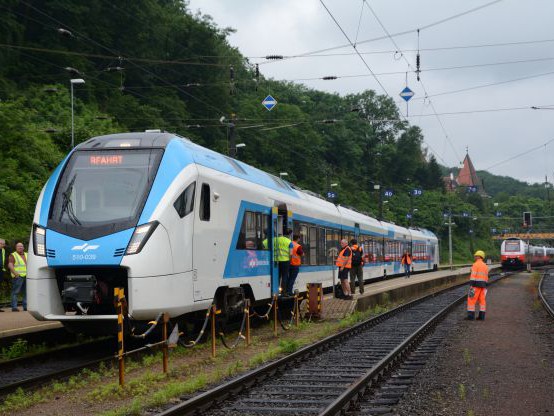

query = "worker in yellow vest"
[275, 229, 293, 295]
[8, 242, 27, 312]
[0, 238, 6, 312]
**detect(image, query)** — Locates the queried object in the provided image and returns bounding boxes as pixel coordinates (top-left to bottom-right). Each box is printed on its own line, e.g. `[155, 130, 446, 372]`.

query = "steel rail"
[319, 271, 507, 415]
[538, 268, 554, 318]
[156, 275, 499, 416]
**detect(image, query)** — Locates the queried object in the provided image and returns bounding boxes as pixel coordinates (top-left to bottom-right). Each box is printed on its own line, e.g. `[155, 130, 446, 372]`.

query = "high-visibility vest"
[336, 246, 352, 268]
[275, 236, 292, 262]
[291, 241, 302, 266]
[469, 258, 488, 287]
[1, 248, 5, 272]
[11, 251, 27, 278]
[401, 254, 412, 265]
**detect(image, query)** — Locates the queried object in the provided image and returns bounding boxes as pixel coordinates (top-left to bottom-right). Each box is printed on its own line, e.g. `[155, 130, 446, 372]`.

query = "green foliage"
[1, 338, 28, 360]
[0, 0, 551, 264]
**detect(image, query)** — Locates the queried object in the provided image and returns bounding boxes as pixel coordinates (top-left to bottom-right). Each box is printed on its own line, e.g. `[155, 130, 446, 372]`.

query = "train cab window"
[200, 183, 210, 221]
[173, 182, 195, 218]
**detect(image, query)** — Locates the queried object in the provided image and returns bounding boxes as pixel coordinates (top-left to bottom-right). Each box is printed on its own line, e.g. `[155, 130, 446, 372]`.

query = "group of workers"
[0, 239, 28, 312]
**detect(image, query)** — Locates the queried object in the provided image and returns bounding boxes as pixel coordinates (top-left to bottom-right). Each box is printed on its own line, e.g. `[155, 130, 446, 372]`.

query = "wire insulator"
[322, 76, 338, 80]
[265, 55, 284, 60]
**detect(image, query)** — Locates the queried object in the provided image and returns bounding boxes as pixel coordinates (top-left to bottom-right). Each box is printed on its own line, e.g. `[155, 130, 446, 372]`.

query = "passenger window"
[200, 183, 210, 221]
[173, 182, 195, 218]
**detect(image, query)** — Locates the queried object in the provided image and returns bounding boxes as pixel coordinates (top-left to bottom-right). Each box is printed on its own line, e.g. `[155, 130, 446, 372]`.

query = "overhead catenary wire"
[365, 0, 463, 165]
[484, 138, 554, 171]
[261, 0, 504, 65]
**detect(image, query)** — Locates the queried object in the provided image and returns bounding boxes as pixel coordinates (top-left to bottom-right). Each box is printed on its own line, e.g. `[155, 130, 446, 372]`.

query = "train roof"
[79, 132, 438, 240]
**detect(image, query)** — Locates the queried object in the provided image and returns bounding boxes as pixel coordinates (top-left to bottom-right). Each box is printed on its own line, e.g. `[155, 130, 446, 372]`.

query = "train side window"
[236, 211, 270, 250]
[309, 226, 317, 265]
[317, 228, 327, 265]
[173, 182, 196, 218]
[200, 183, 210, 221]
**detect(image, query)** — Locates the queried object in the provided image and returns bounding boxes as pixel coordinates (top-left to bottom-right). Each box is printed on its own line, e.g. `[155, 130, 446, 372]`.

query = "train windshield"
[48, 149, 163, 239]
[504, 241, 520, 252]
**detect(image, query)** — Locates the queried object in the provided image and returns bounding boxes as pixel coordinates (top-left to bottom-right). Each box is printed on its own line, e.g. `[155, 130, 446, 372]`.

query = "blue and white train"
[28, 131, 439, 333]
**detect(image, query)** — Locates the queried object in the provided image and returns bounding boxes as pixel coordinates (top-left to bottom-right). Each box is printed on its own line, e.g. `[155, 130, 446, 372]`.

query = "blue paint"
[223, 201, 272, 278]
[46, 228, 134, 267]
[39, 154, 71, 226]
[139, 139, 194, 224]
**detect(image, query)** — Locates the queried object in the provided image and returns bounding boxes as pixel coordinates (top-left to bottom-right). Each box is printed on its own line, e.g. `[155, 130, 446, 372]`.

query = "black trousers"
[278, 261, 290, 293]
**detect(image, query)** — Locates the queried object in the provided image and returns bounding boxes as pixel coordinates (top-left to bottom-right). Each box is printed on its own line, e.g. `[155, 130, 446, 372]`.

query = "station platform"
[0, 265, 495, 339]
[316, 265, 490, 320]
[0, 308, 62, 338]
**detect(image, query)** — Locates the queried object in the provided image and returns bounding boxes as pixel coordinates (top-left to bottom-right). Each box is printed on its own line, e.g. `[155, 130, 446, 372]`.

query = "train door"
[270, 206, 280, 296]
[270, 203, 291, 295]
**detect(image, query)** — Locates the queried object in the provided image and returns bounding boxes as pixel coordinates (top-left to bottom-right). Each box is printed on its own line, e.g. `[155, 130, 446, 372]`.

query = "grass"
[463, 348, 472, 365]
[458, 383, 466, 400]
[0, 295, 397, 416]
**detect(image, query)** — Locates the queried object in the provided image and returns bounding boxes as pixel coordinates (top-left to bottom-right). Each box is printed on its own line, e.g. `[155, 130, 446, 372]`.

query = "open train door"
[270, 203, 291, 296]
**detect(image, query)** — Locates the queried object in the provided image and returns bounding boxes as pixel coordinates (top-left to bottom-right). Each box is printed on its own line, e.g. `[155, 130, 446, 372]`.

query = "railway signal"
[523, 211, 532, 228]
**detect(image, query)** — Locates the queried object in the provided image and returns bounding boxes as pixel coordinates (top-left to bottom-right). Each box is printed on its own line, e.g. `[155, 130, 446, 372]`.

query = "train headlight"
[33, 224, 47, 257]
[126, 221, 159, 255]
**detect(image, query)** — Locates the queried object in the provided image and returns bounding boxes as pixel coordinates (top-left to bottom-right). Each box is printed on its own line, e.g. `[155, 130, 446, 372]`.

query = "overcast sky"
[187, 0, 554, 185]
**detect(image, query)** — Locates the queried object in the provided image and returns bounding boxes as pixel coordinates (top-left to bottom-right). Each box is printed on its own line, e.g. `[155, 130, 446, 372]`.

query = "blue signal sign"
[262, 95, 277, 111]
[327, 191, 337, 199]
[411, 188, 423, 196]
[384, 189, 394, 198]
[467, 186, 477, 193]
[399, 87, 415, 102]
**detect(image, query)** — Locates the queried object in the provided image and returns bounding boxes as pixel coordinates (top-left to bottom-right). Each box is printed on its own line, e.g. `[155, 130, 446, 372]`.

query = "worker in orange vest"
[401, 250, 412, 278]
[336, 239, 353, 300]
[467, 250, 489, 320]
[287, 234, 304, 295]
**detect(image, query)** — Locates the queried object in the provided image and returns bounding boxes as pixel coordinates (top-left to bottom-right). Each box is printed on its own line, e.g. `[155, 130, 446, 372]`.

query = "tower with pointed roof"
[456, 149, 485, 194]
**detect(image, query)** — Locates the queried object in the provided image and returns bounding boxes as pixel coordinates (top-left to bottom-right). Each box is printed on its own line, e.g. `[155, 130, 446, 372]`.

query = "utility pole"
[448, 214, 453, 270]
[444, 212, 454, 270]
[228, 113, 236, 158]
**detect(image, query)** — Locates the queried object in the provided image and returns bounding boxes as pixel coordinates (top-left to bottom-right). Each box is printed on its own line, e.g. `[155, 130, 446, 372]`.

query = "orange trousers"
[467, 286, 487, 312]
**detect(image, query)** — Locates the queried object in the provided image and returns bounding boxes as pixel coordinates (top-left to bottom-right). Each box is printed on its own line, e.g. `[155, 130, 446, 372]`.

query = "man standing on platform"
[336, 239, 353, 300]
[467, 250, 489, 321]
[8, 242, 27, 312]
[349, 239, 364, 294]
[0, 239, 6, 312]
[401, 250, 412, 278]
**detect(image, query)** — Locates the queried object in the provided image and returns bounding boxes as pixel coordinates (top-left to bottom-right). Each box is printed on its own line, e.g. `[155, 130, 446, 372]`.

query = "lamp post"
[373, 184, 382, 220]
[444, 213, 455, 270]
[235, 143, 246, 159]
[70, 78, 85, 148]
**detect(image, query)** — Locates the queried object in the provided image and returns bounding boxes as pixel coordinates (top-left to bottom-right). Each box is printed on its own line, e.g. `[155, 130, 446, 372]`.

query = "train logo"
[71, 243, 100, 252]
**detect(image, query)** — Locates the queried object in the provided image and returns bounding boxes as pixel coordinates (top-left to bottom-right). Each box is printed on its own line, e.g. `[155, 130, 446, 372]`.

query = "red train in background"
[500, 238, 554, 269]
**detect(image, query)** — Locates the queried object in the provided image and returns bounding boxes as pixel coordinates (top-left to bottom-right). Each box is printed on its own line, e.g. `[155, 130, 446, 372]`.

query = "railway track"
[157, 272, 507, 416]
[0, 337, 116, 397]
[538, 267, 554, 318]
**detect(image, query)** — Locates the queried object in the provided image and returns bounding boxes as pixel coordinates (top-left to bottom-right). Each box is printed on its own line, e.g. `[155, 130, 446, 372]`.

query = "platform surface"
[317, 265, 486, 320]
[0, 308, 62, 338]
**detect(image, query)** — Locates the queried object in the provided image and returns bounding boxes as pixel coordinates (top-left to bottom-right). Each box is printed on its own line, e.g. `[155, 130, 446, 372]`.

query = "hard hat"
[474, 250, 485, 259]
